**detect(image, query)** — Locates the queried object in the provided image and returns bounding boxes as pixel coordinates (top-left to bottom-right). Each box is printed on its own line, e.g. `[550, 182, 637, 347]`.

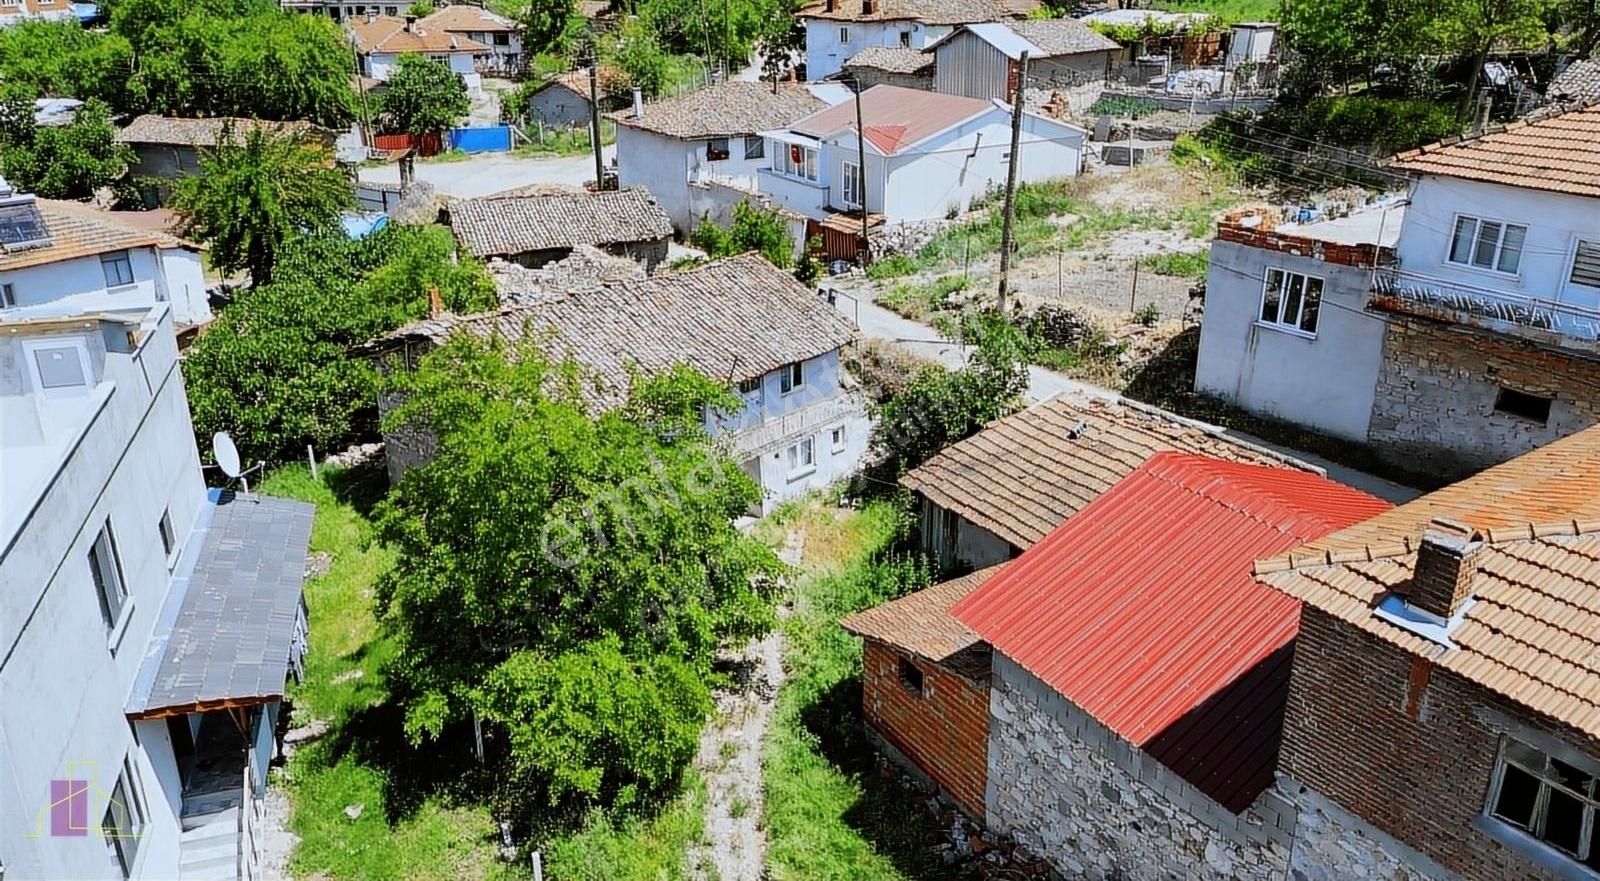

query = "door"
[167, 714, 197, 788]
[742, 457, 765, 518]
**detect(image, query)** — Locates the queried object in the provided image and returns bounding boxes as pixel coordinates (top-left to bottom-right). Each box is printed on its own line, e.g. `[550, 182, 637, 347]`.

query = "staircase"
[178, 808, 239, 881]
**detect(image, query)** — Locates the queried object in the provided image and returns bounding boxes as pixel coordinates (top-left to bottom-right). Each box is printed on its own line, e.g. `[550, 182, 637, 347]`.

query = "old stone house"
[117, 116, 330, 206]
[524, 66, 629, 128]
[839, 46, 935, 90]
[899, 395, 1326, 571]
[1256, 423, 1600, 881]
[444, 186, 674, 271]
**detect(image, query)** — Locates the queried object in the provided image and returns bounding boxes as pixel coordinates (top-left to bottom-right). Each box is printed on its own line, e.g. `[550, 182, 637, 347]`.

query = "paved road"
[358, 146, 617, 198]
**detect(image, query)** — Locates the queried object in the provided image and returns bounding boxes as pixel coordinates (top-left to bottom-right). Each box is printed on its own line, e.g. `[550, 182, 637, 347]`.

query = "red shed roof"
[951, 451, 1390, 811]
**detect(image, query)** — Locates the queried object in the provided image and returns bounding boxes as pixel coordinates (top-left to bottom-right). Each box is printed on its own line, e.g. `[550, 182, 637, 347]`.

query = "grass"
[1142, 250, 1210, 279]
[423, 149, 474, 164]
[541, 777, 709, 881]
[512, 122, 616, 158]
[761, 499, 955, 881]
[878, 274, 967, 321]
[1151, 0, 1280, 22]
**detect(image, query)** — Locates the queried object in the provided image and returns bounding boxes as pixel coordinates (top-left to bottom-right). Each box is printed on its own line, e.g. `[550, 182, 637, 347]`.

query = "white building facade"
[805, 17, 952, 82]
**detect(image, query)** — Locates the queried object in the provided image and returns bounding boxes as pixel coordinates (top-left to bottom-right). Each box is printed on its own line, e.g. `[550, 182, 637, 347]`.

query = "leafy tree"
[378, 54, 472, 135]
[374, 336, 782, 815]
[406, 0, 436, 16]
[181, 225, 497, 462]
[1435, 0, 1556, 116]
[0, 22, 135, 108]
[170, 125, 352, 286]
[754, 11, 805, 86]
[606, 16, 671, 97]
[870, 312, 1030, 476]
[520, 0, 578, 54]
[0, 99, 134, 200]
[690, 200, 793, 269]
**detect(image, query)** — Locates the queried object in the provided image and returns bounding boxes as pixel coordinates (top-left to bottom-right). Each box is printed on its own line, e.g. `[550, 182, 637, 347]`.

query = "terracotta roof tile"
[418, 4, 518, 32]
[900, 395, 1318, 550]
[1390, 102, 1600, 199]
[447, 188, 672, 258]
[611, 81, 827, 139]
[117, 115, 321, 147]
[349, 15, 490, 54]
[1549, 59, 1600, 104]
[840, 564, 1005, 661]
[842, 46, 934, 75]
[0, 200, 199, 272]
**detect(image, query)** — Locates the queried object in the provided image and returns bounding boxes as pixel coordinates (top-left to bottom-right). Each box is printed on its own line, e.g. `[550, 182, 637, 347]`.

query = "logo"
[27, 761, 143, 846]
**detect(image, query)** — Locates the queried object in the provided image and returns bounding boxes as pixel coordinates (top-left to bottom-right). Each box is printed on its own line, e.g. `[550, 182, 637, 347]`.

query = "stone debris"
[343, 803, 364, 821]
[322, 442, 385, 469]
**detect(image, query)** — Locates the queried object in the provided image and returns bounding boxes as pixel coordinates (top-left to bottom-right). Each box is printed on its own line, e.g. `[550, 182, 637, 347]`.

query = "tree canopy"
[0, 95, 132, 200]
[378, 54, 473, 135]
[690, 200, 794, 269]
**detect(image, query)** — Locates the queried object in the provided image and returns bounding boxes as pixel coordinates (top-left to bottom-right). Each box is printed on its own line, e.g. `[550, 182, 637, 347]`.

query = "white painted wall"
[0, 246, 211, 328]
[880, 110, 1083, 223]
[804, 18, 951, 81]
[366, 51, 483, 94]
[616, 126, 772, 232]
[0, 306, 204, 881]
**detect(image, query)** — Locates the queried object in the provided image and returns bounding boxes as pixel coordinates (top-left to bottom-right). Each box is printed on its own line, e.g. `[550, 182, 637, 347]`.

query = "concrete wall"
[986, 653, 1295, 880]
[862, 640, 989, 817]
[0, 307, 203, 881]
[880, 111, 1081, 223]
[1194, 239, 1387, 441]
[1, 245, 209, 329]
[128, 143, 201, 180]
[917, 495, 1015, 570]
[804, 19, 952, 82]
[686, 181, 808, 261]
[528, 82, 593, 128]
[616, 126, 771, 232]
[367, 51, 481, 94]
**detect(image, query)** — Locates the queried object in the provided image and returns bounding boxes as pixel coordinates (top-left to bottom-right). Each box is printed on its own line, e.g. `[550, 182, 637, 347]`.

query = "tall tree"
[378, 54, 472, 135]
[170, 125, 352, 285]
[0, 98, 134, 200]
[1436, 0, 1556, 116]
[520, 0, 578, 54]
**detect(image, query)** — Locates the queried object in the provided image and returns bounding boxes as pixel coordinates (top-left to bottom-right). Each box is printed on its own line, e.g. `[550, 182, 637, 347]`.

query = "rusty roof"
[1390, 102, 1600, 199]
[349, 14, 490, 54]
[1257, 424, 1600, 738]
[900, 396, 1316, 551]
[840, 564, 1005, 662]
[789, 85, 996, 155]
[0, 200, 200, 272]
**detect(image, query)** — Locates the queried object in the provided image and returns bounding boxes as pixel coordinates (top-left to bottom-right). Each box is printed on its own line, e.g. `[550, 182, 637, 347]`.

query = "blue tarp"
[71, 2, 100, 22]
[340, 211, 390, 239]
[447, 125, 512, 154]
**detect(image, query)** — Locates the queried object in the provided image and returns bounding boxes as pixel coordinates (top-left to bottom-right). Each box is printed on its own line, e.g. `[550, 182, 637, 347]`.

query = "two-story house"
[372, 253, 869, 512]
[348, 14, 489, 95]
[0, 179, 210, 329]
[417, 5, 522, 74]
[797, 0, 1036, 82]
[1195, 103, 1600, 480]
[0, 300, 313, 881]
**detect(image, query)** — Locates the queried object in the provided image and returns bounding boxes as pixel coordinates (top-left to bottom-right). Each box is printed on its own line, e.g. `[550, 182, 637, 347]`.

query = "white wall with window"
[803, 18, 952, 81]
[0, 246, 210, 328]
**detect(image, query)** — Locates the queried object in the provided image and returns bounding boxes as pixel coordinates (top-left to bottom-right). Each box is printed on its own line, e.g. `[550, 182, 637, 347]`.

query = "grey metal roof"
[127, 489, 315, 717]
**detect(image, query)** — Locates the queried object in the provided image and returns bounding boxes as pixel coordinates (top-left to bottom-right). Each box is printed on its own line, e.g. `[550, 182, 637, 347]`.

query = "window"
[494, 32, 510, 45]
[840, 27, 849, 41]
[786, 437, 816, 477]
[1259, 268, 1324, 335]
[1488, 737, 1600, 872]
[1495, 387, 1552, 424]
[897, 657, 924, 696]
[743, 136, 765, 161]
[737, 376, 761, 394]
[88, 520, 128, 631]
[1, 282, 13, 307]
[776, 144, 819, 181]
[779, 361, 804, 394]
[707, 138, 730, 161]
[29, 343, 89, 392]
[830, 425, 846, 453]
[158, 509, 178, 563]
[899, 30, 911, 47]
[100, 251, 135, 288]
[841, 161, 863, 207]
[103, 756, 146, 878]
[383, 4, 396, 12]
[1448, 215, 1526, 274]
[1570, 240, 1600, 289]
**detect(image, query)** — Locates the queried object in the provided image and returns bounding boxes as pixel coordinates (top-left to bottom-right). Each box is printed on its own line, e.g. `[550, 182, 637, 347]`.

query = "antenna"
[211, 431, 263, 494]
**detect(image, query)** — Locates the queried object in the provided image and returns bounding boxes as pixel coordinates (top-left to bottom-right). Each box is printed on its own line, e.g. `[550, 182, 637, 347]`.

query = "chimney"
[1401, 518, 1482, 621]
[1473, 91, 1493, 135]
[405, 14, 417, 31]
[427, 285, 444, 317]
[632, 87, 644, 118]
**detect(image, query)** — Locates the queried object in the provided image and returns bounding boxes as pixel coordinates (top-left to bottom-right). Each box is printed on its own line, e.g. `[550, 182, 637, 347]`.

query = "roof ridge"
[1392, 100, 1600, 162]
[1143, 451, 1361, 539]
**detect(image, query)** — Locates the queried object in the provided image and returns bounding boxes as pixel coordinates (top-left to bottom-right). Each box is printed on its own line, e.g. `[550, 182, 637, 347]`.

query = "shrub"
[690, 200, 793, 269]
[1143, 250, 1209, 279]
[865, 253, 916, 280]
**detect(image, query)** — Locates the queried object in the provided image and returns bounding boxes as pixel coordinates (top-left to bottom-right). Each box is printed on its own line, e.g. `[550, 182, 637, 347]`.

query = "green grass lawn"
[263, 464, 706, 881]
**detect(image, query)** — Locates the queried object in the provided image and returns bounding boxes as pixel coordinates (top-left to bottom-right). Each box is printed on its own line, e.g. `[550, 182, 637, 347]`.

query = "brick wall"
[860, 640, 989, 817]
[1367, 319, 1600, 479]
[1279, 605, 1600, 880]
[1215, 219, 1393, 268]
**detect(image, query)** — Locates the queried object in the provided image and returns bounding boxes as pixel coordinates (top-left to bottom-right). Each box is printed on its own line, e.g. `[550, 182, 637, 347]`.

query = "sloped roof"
[788, 84, 995, 154]
[1256, 424, 1600, 739]
[1390, 102, 1600, 199]
[1549, 59, 1600, 104]
[539, 65, 629, 100]
[118, 115, 321, 147]
[419, 4, 518, 32]
[799, 0, 1032, 25]
[0, 199, 200, 272]
[448, 187, 672, 258]
[381, 254, 857, 409]
[842, 45, 935, 75]
[611, 81, 828, 139]
[953, 452, 1390, 812]
[928, 19, 1119, 59]
[841, 564, 1005, 662]
[349, 14, 490, 54]
[901, 395, 1314, 551]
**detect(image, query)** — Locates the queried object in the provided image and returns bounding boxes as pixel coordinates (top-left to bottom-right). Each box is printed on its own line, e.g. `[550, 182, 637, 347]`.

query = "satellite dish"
[213, 432, 243, 479]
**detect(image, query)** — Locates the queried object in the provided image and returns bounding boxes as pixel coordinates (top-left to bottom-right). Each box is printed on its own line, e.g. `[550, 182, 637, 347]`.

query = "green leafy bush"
[864, 253, 916, 280]
[690, 199, 794, 269]
[1143, 250, 1209, 279]
[379, 54, 471, 135]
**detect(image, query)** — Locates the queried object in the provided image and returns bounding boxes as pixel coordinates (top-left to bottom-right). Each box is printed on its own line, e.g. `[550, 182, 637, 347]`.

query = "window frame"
[778, 361, 805, 395]
[898, 30, 912, 47]
[1494, 387, 1553, 425]
[158, 509, 180, 568]
[839, 26, 849, 42]
[100, 250, 136, 289]
[737, 376, 761, 395]
[1447, 214, 1527, 276]
[1485, 735, 1600, 875]
[102, 754, 147, 879]
[1566, 238, 1600, 293]
[830, 424, 846, 453]
[841, 160, 863, 208]
[706, 137, 730, 161]
[1257, 267, 1325, 337]
[88, 519, 130, 636]
[785, 436, 816, 479]
[897, 656, 925, 696]
[22, 338, 93, 397]
[743, 136, 765, 161]
[1, 281, 14, 308]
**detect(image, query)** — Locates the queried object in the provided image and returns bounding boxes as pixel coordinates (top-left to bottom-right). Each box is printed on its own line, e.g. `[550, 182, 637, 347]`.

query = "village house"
[1255, 423, 1600, 881]
[117, 115, 332, 207]
[445, 187, 673, 271]
[759, 84, 1085, 256]
[372, 254, 870, 511]
[348, 14, 489, 95]
[0, 177, 210, 329]
[416, 4, 521, 74]
[611, 81, 842, 232]
[0, 300, 314, 881]
[840, 46, 935, 91]
[797, 0, 1036, 82]
[280, 0, 401, 22]
[523, 66, 629, 128]
[928, 19, 1121, 101]
[0, 0, 85, 25]
[1195, 103, 1600, 480]
[899, 394, 1323, 570]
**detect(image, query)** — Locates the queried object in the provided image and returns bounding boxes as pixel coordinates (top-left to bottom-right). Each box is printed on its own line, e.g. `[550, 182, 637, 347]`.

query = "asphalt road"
[358, 146, 618, 198]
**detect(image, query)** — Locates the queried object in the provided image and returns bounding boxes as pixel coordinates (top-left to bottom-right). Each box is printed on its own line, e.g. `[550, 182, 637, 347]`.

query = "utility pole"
[588, 63, 606, 190]
[996, 50, 1029, 313]
[853, 79, 871, 267]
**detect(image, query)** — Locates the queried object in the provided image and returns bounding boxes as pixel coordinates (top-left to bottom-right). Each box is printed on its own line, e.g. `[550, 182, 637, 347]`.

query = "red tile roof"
[952, 451, 1391, 811]
[789, 85, 995, 155]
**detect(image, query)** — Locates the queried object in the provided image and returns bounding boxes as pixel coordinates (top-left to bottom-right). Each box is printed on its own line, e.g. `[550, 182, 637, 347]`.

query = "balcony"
[757, 167, 831, 220]
[722, 391, 867, 459]
[1371, 268, 1600, 356]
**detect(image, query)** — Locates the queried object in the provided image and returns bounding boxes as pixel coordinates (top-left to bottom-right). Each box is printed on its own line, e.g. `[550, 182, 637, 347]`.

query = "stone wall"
[1281, 783, 1458, 881]
[986, 653, 1295, 881]
[1367, 318, 1600, 480]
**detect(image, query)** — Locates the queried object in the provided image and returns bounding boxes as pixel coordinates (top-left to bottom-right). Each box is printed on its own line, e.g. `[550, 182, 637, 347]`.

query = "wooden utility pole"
[588, 64, 606, 190]
[853, 80, 871, 266]
[996, 51, 1029, 313]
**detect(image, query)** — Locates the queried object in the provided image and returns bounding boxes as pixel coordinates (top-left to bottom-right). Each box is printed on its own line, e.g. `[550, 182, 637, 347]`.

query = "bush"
[1262, 96, 1460, 154]
[690, 199, 793, 269]
[864, 253, 916, 280]
[1143, 250, 1209, 279]
[1089, 94, 1161, 119]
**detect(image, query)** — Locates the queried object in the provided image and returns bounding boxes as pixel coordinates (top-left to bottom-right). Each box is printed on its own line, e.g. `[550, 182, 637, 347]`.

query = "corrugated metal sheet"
[933, 28, 1016, 101]
[951, 451, 1391, 811]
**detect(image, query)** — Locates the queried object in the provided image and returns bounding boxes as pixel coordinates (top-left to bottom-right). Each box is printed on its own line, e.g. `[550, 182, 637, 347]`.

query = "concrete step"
[179, 857, 239, 881]
[180, 807, 238, 837]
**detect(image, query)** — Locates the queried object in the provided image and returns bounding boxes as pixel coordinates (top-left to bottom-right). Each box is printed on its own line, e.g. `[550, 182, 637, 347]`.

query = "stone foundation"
[1282, 782, 1458, 881]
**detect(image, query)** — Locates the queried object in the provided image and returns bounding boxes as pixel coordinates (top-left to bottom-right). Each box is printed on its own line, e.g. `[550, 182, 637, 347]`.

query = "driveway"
[358, 146, 618, 198]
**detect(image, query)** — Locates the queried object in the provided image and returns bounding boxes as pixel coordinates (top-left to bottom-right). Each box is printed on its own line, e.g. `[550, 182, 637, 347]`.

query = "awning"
[126, 489, 314, 720]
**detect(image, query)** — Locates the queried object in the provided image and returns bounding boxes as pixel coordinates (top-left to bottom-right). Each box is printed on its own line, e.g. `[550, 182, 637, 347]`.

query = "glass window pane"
[1545, 786, 1585, 855]
[1498, 225, 1526, 274]
[1281, 273, 1304, 328]
[1551, 759, 1594, 796]
[1474, 221, 1503, 268]
[1507, 740, 1547, 769]
[1494, 763, 1542, 829]
[1261, 270, 1283, 323]
[1299, 277, 1323, 333]
[1450, 217, 1477, 263]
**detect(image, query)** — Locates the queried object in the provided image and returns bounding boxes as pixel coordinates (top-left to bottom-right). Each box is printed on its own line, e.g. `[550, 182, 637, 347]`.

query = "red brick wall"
[1281, 606, 1600, 880]
[861, 640, 989, 818]
[1215, 221, 1392, 268]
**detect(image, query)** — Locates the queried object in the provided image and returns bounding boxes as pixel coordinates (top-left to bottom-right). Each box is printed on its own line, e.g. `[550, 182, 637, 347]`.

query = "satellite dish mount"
[212, 431, 264, 494]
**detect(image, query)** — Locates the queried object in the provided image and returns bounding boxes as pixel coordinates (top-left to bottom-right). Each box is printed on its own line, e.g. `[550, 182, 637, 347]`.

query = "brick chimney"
[1401, 518, 1482, 621]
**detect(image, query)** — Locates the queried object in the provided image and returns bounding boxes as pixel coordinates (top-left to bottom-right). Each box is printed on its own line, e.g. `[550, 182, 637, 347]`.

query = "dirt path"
[688, 528, 805, 881]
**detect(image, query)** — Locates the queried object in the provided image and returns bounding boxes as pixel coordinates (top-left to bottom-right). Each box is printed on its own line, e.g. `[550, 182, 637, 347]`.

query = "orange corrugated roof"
[1390, 102, 1600, 199]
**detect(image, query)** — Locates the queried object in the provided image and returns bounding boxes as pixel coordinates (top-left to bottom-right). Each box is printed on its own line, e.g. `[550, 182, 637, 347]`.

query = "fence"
[373, 131, 443, 156]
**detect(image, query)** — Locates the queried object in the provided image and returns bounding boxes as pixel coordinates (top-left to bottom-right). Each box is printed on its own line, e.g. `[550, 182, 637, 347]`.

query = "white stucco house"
[797, 0, 1038, 82]
[1194, 103, 1600, 479]
[418, 4, 523, 74]
[349, 14, 488, 95]
[610, 80, 848, 232]
[0, 180, 210, 330]
[758, 84, 1085, 231]
[0, 301, 314, 881]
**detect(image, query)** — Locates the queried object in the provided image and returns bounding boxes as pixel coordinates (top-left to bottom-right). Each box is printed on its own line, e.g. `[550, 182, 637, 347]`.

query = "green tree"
[520, 0, 578, 54]
[690, 200, 793, 268]
[406, 0, 436, 16]
[1435, 0, 1556, 116]
[0, 99, 134, 200]
[374, 336, 782, 816]
[378, 54, 472, 135]
[606, 16, 671, 97]
[170, 125, 352, 285]
[0, 21, 135, 107]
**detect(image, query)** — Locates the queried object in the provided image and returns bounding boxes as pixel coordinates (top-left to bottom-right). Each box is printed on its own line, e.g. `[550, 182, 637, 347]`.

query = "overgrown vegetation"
[379, 54, 472, 136]
[691, 200, 795, 270]
[1143, 250, 1210, 279]
[0, 93, 131, 200]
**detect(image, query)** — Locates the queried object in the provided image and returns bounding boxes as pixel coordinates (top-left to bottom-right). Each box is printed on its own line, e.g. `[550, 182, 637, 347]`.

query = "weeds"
[1142, 250, 1209, 279]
